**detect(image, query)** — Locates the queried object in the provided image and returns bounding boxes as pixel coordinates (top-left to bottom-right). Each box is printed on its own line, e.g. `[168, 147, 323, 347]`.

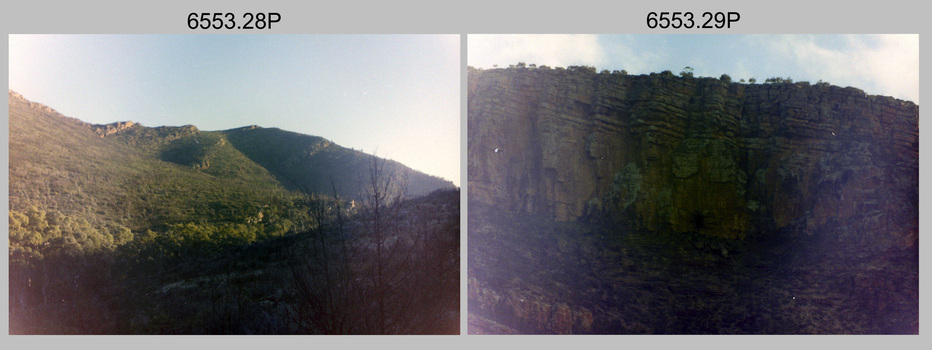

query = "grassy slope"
[10, 91, 153, 228]
[9, 90, 454, 232]
[9, 92, 290, 233]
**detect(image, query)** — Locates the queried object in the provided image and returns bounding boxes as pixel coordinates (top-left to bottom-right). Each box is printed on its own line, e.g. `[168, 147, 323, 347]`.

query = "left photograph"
[8, 34, 461, 334]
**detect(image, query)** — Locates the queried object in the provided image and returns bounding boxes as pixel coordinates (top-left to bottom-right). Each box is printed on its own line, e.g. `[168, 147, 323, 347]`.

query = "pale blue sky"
[7, 34, 922, 190]
[469, 34, 919, 104]
[9, 34, 461, 186]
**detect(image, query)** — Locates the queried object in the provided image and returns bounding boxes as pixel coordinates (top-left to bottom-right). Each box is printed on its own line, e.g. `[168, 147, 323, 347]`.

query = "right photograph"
[466, 34, 919, 334]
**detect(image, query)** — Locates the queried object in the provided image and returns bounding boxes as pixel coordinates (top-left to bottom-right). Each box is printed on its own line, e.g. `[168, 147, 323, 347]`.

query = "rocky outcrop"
[92, 121, 137, 137]
[467, 67, 918, 245]
[9, 90, 62, 117]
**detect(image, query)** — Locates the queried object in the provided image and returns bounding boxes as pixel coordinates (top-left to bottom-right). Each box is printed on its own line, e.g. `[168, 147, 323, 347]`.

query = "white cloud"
[855, 35, 919, 103]
[466, 34, 918, 104]
[467, 34, 606, 69]
[756, 34, 918, 103]
[731, 60, 753, 83]
[599, 35, 665, 74]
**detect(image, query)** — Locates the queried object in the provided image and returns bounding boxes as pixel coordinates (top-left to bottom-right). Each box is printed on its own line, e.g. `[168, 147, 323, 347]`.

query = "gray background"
[2, 0, 926, 347]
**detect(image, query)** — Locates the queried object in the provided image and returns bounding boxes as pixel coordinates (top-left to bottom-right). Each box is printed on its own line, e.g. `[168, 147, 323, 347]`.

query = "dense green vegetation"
[8, 90, 458, 334]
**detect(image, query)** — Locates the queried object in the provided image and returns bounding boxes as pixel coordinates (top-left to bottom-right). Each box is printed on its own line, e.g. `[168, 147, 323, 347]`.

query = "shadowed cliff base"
[468, 201, 917, 334]
[466, 66, 918, 334]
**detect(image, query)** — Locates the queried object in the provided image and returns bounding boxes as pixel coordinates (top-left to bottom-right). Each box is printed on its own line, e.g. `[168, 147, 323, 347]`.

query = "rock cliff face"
[468, 67, 918, 245]
[467, 67, 918, 334]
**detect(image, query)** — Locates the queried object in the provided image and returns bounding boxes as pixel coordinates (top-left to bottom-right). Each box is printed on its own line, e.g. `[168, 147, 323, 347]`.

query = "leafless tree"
[286, 155, 458, 334]
[357, 154, 409, 333]
[286, 180, 359, 334]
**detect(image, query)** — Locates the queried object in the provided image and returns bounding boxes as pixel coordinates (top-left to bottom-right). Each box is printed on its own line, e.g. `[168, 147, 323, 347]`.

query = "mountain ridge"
[9, 89, 455, 240]
[10, 89, 455, 201]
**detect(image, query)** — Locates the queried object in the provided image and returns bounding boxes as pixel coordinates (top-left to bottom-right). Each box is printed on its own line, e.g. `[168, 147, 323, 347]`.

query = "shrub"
[680, 66, 694, 78]
[568, 65, 597, 74]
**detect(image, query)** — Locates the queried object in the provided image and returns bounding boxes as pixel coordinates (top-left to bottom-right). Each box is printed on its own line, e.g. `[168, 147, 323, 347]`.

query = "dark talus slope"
[467, 67, 918, 334]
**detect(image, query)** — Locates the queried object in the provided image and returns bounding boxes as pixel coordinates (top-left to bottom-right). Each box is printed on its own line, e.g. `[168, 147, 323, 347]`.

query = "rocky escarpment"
[467, 66, 918, 334]
[468, 66, 918, 244]
[92, 121, 137, 137]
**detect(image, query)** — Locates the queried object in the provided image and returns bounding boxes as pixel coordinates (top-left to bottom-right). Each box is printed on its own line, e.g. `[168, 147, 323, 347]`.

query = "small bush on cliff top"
[680, 66, 694, 78]
[765, 77, 793, 84]
[567, 65, 597, 74]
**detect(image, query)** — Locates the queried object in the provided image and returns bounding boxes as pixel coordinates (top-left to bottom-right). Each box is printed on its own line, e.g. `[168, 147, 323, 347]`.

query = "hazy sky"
[468, 34, 919, 104]
[9, 34, 461, 186]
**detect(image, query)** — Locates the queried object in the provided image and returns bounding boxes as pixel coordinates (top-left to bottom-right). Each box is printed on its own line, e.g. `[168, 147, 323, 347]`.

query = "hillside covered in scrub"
[8, 90, 458, 334]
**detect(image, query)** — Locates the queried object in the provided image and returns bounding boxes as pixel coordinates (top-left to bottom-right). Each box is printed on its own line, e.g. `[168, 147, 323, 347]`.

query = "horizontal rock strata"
[467, 67, 918, 244]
